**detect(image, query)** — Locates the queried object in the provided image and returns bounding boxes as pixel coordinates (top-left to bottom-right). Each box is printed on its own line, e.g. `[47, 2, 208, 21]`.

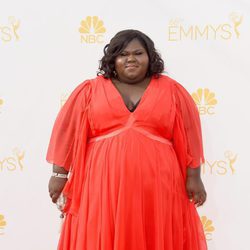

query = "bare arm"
[186, 166, 207, 207]
[53, 164, 69, 174]
[48, 164, 69, 203]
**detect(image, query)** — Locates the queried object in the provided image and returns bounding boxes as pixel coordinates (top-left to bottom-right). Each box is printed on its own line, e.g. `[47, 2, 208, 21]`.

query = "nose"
[127, 54, 136, 62]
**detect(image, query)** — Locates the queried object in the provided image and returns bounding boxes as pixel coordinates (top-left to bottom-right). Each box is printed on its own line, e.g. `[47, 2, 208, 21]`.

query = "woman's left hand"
[186, 175, 207, 207]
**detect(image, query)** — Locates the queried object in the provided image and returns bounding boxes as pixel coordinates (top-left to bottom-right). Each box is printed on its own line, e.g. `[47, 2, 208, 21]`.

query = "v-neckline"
[108, 77, 154, 115]
[128, 98, 141, 112]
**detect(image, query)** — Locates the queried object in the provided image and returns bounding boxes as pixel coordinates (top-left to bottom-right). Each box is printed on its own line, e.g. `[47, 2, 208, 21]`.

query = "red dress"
[47, 75, 207, 250]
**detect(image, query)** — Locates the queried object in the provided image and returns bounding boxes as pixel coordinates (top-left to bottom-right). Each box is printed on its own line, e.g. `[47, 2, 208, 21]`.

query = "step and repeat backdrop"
[1, 1, 250, 249]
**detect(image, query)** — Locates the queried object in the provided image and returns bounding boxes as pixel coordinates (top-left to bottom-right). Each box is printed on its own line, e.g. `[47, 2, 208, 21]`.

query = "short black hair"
[97, 29, 164, 78]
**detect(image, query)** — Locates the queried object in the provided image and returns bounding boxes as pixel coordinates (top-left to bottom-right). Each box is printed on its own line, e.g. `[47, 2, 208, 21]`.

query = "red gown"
[46, 74, 207, 250]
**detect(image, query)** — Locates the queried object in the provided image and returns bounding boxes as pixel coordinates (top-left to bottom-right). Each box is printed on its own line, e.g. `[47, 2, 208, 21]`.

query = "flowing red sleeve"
[46, 80, 91, 171]
[172, 82, 205, 178]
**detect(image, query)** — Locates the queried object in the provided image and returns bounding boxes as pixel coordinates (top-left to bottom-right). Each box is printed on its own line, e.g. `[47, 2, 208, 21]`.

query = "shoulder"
[72, 75, 104, 94]
[79, 75, 108, 90]
[157, 74, 195, 105]
[156, 74, 186, 92]
[72, 75, 109, 101]
[66, 76, 100, 107]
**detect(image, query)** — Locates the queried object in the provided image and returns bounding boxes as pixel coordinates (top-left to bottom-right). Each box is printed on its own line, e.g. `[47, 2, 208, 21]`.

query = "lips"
[125, 64, 138, 68]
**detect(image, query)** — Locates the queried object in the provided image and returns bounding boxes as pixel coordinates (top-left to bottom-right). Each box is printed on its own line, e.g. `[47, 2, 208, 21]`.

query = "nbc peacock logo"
[201, 216, 215, 241]
[79, 16, 106, 44]
[192, 88, 217, 115]
[0, 214, 7, 235]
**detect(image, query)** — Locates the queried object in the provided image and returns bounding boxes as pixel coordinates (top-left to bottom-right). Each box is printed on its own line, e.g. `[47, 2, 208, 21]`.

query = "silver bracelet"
[52, 172, 68, 178]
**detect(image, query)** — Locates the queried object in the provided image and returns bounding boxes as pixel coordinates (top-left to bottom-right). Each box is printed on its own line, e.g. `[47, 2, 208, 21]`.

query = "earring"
[113, 70, 117, 78]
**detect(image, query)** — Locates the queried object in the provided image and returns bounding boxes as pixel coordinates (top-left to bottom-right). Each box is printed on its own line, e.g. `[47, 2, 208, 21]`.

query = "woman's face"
[114, 39, 149, 84]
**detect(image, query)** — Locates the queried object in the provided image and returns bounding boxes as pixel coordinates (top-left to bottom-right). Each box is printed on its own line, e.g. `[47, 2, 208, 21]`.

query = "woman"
[47, 29, 207, 250]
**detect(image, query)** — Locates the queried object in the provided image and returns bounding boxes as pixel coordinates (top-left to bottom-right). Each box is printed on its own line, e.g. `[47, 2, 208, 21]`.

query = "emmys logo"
[0, 148, 25, 172]
[0, 17, 20, 43]
[192, 88, 217, 115]
[0, 97, 4, 113]
[79, 16, 106, 44]
[202, 150, 237, 175]
[0, 214, 7, 235]
[60, 93, 69, 108]
[168, 12, 243, 41]
[201, 216, 215, 241]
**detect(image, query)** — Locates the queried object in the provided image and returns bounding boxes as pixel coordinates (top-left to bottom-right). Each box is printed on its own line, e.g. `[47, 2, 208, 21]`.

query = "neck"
[114, 76, 150, 86]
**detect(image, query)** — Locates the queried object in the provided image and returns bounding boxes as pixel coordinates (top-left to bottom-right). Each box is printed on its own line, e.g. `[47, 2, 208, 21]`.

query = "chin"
[119, 71, 147, 83]
[125, 71, 142, 79]
[127, 74, 138, 79]
[125, 75, 140, 82]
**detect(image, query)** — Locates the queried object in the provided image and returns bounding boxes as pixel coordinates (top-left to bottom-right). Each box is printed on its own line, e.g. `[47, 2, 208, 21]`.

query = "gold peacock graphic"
[192, 88, 217, 106]
[0, 214, 7, 235]
[201, 216, 215, 240]
[79, 16, 106, 34]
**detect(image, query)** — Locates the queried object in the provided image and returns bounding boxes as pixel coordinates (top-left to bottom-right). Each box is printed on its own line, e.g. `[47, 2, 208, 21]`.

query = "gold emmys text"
[0, 148, 25, 171]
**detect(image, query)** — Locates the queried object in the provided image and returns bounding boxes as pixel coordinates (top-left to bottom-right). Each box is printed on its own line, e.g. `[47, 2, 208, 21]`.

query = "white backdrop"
[1, 0, 250, 249]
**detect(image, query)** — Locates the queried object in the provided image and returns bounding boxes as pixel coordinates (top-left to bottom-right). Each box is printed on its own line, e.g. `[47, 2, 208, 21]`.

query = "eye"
[136, 51, 143, 55]
[119, 52, 127, 56]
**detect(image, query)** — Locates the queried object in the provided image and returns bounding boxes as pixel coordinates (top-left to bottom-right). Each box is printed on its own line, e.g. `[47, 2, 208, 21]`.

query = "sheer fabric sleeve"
[46, 80, 91, 171]
[172, 82, 205, 177]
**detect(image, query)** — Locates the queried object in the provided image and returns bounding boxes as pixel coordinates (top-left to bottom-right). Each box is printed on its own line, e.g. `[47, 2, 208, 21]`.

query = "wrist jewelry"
[52, 172, 68, 178]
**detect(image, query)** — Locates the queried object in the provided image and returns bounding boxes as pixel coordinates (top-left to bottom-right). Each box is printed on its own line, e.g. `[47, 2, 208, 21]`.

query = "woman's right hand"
[48, 176, 67, 203]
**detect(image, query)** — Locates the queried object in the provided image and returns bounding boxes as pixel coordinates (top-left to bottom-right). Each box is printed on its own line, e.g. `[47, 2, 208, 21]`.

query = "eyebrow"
[122, 48, 146, 52]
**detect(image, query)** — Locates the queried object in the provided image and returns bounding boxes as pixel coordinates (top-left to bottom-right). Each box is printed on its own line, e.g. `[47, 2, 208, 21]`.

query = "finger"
[186, 190, 193, 201]
[52, 193, 60, 203]
[197, 193, 206, 207]
[49, 191, 56, 199]
[193, 192, 200, 205]
[204, 191, 207, 200]
[49, 191, 53, 198]
[196, 199, 203, 207]
[199, 193, 207, 206]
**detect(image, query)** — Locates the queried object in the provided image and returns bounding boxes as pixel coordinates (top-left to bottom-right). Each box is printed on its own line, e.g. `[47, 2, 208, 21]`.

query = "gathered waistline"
[88, 115, 172, 145]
